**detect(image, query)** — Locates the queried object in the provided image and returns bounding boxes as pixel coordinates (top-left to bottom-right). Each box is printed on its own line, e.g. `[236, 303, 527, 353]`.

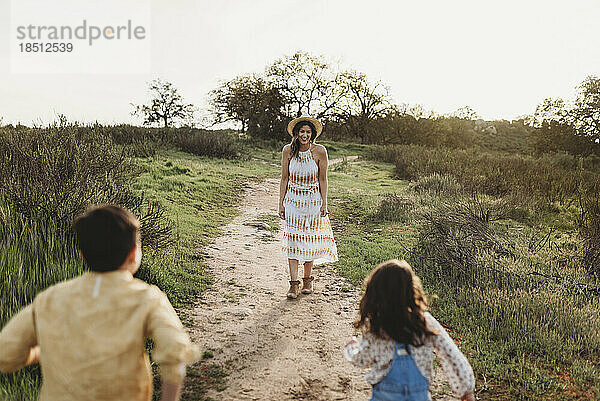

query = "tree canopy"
[132, 78, 196, 128]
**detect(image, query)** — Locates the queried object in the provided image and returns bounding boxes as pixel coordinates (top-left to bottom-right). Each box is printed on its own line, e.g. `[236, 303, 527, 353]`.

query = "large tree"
[210, 51, 394, 141]
[531, 76, 600, 155]
[333, 70, 393, 143]
[571, 75, 600, 143]
[266, 51, 345, 120]
[210, 74, 287, 139]
[210, 74, 257, 134]
[131, 78, 196, 127]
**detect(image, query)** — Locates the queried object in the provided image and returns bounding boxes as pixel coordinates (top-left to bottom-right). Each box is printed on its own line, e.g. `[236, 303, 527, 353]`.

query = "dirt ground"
[189, 169, 459, 400]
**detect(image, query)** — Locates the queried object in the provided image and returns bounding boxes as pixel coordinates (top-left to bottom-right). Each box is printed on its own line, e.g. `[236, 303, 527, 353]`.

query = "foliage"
[366, 144, 600, 209]
[174, 128, 245, 159]
[0, 122, 136, 226]
[531, 76, 600, 156]
[210, 51, 393, 141]
[327, 157, 600, 400]
[577, 194, 600, 275]
[410, 173, 464, 197]
[209, 74, 287, 139]
[328, 70, 393, 143]
[266, 51, 341, 119]
[132, 78, 196, 128]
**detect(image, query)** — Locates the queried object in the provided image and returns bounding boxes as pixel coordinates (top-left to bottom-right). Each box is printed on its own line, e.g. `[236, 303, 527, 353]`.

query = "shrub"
[411, 197, 512, 283]
[0, 123, 135, 226]
[371, 194, 414, 223]
[365, 144, 407, 164]
[0, 122, 172, 248]
[175, 128, 245, 159]
[578, 195, 600, 275]
[366, 144, 600, 209]
[410, 173, 463, 197]
[100, 124, 167, 157]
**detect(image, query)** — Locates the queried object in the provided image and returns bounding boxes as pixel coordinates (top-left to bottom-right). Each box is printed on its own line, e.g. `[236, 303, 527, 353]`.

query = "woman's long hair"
[354, 259, 438, 346]
[290, 121, 317, 159]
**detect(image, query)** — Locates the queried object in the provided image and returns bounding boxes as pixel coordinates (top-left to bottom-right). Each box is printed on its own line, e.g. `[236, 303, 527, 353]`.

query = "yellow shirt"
[0, 270, 199, 401]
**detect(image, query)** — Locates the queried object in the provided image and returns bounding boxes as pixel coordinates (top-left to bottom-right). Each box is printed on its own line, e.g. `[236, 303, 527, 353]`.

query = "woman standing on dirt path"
[279, 114, 338, 299]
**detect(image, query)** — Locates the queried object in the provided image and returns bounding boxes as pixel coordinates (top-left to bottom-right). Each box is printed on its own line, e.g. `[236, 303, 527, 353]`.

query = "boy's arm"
[160, 382, 182, 401]
[145, 287, 199, 391]
[0, 304, 38, 373]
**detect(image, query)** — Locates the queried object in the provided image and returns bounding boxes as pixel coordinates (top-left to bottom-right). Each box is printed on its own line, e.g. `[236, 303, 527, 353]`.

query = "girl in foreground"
[344, 260, 475, 401]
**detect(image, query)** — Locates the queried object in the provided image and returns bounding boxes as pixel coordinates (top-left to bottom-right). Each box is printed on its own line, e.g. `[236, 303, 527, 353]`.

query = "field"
[1, 123, 599, 400]
[328, 145, 600, 400]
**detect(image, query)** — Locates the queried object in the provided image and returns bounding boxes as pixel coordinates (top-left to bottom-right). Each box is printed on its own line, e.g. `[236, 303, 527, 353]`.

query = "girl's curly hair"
[354, 259, 438, 346]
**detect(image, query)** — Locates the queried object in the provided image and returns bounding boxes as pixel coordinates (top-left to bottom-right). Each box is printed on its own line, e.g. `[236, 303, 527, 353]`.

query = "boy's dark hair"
[354, 259, 438, 346]
[73, 205, 140, 272]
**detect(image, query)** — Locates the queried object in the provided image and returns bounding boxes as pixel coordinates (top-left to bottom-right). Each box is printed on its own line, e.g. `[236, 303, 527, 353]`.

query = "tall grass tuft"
[174, 128, 245, 159]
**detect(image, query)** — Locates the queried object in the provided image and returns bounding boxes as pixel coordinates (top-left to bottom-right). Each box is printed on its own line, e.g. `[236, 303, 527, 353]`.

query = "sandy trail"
[189, 157, 458, 400]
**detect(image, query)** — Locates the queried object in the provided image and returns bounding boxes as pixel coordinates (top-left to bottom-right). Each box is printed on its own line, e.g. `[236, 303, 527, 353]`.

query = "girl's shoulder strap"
[393, 341, 411, 354]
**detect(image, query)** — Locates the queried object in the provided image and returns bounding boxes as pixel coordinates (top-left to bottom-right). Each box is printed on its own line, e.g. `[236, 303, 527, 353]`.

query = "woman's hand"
[278, 204, 285, 220]
[320, 204, 328, 217]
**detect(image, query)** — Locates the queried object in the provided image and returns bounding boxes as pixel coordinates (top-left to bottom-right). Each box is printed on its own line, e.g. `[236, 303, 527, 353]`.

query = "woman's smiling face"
[298, 124, 312, 145]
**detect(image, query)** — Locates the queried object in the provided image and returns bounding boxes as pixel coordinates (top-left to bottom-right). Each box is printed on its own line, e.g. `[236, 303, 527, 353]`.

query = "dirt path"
[189, 158, 458, 400]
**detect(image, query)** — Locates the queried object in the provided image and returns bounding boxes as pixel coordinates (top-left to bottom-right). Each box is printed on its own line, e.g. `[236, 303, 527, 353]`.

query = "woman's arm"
[279, 145, 290, 220]
[317, 146, 329, 217]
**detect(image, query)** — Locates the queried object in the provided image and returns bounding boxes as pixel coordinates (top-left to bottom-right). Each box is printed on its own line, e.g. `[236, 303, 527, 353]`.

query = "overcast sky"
[1, 0, 599, 126]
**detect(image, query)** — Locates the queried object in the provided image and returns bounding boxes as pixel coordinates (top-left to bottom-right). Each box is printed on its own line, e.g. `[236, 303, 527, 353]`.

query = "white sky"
[1, 0, 599, 126]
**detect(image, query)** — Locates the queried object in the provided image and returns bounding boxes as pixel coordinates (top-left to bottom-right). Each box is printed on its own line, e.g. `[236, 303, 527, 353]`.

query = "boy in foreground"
[0, 205, 198, 401]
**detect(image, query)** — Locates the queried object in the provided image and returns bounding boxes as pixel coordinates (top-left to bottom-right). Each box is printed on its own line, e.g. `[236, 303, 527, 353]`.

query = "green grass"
[0, 149, 277, 401]
[132, 150, 277, 306]
[4, 138, 600, 401]
[326, 157, 600, 400]
[0, 205, 83, 401]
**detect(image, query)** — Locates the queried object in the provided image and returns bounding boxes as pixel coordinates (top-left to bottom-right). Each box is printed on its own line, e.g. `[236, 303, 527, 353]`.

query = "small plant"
[371, 194, 414, 223]
[410, 173, 463, 197]
[578, 194, 600, 274]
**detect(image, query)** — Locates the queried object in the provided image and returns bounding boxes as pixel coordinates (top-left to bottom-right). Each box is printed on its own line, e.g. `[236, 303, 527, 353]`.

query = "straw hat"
[287, 114, 323, 138]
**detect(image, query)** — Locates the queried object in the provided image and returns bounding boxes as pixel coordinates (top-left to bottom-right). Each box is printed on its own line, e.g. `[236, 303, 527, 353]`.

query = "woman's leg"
[287, 259, 301, 299]
[289, 259, 299, 281]
[301, 261, 314, 294]
[303, 261, 313, 278]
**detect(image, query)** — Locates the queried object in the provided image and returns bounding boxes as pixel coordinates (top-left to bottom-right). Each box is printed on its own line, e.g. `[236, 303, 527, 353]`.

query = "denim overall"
[370, 343, 431, 401]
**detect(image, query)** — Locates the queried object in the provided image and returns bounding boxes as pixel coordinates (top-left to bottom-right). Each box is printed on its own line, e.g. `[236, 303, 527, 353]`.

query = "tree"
[530, 76, 600, 156]
[334, 70, 393, 143]
[210, 74, 256, 134]
[531, 97, 568, 128]
[266, 51, 344, 120]
[571, 75, 600, 143]
[450, 106, 479, 120]
[209, 74, 287, 139]
[131, 78, 195, 127]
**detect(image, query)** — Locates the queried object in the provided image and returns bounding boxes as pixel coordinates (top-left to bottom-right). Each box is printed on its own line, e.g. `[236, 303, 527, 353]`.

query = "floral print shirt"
[344, 312, 475, 398]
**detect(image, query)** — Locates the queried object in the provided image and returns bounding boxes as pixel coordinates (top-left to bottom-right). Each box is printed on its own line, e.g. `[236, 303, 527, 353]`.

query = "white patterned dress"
[282, 147, 338, 263]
